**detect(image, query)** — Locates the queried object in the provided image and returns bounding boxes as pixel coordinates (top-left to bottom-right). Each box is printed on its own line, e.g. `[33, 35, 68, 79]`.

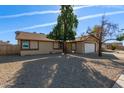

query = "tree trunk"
[64, 42, 67, 54]
[62, 41, 66, 54]
[98, 18, 104, 57]
[98, 25, 103, 57]
[62, 41, 64, 53]
[98, 41, 102, 57]
[63, 18, 67, 54]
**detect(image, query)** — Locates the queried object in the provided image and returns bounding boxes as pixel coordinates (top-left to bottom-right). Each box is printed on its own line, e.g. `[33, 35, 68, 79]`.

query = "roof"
[76, 36, 89, 41]
[105, 42, 123, 46]
[15, 31, 97, 43]
[67, 35, 97, 43]
[16, 31, 55, 41]
[105, 41, 122, 44]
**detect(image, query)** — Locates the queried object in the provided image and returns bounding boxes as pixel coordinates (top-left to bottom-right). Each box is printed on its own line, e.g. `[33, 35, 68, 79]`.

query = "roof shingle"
[16, 31, 54, 41]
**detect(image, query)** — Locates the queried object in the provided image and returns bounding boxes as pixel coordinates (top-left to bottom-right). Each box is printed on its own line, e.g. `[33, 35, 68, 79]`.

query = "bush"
[111, 45, 116, 50]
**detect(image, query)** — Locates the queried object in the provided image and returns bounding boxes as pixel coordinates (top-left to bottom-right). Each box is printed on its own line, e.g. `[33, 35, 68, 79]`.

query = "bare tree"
[87, 15, 120, 57]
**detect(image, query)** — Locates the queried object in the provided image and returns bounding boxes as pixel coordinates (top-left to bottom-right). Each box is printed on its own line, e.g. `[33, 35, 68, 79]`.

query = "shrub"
[111, 45, 116, 50]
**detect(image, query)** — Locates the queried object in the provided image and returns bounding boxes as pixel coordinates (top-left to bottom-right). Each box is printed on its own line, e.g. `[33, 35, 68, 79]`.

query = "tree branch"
[87, 32, 99, 41]
[86, 26, 100, 41]
[102, 38, 117, 43]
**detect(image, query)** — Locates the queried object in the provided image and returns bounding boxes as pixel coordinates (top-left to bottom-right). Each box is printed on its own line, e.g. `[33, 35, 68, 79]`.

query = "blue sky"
[0, 5, 124, 44]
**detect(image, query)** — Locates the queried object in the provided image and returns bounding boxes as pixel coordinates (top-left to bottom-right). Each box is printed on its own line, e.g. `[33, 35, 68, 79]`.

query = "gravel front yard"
[0, 52, 124, 88]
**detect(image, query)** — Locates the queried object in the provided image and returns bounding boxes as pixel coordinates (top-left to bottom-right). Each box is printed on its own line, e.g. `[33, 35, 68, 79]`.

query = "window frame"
[21, 40, 39, 50]
[21, 40, 30, 50]
[53, 41, 62, 49]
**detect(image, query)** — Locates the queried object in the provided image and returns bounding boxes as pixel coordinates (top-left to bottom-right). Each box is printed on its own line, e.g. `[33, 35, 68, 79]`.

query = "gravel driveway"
[0, 52, 124, 88]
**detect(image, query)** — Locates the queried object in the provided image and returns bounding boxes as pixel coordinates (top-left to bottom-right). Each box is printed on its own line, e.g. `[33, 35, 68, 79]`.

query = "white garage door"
[84, 43, 95, 53]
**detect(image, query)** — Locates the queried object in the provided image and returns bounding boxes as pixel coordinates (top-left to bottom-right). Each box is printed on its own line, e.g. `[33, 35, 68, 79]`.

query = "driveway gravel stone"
[0, 52, 124, 88]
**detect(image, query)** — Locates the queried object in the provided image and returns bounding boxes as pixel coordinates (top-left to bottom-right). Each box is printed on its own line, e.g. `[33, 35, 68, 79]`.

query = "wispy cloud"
[0, 22, 57, 34]
[0, 6, 123, 19]
[20, 22, 57, 30]
[1, 10, 124, 34]
[78, 10, 124, 21]
[0, 6, 95, 19]
[0, 10, 60, 19]
[100, 5, 124, 10]
[73, 5, 96, 10]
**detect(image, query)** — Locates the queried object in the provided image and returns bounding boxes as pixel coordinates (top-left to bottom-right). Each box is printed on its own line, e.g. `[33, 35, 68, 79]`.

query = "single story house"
[16, 31, 98, 56]
[16, 31, 63, 56]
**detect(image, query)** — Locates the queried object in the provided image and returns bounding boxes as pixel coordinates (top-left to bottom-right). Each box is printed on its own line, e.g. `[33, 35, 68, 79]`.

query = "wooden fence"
[0, 45, 20, 56]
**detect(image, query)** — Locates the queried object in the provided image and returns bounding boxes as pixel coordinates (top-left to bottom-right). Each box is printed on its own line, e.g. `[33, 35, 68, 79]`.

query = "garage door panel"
[84, 43, 95, 53]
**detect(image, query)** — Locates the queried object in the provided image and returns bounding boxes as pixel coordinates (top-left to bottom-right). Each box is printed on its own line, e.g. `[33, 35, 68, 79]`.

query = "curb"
[113, 74, 124, 88]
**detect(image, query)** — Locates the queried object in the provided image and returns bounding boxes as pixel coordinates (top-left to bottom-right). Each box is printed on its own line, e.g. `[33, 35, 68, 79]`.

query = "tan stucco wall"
[18, 40, 21, 46]
[39, 41, 53, 53]
[20, 41, 62, 56]
[30, 41, 38, 49]
[95, 42, 99, 54]
[66, 43, 72, 52]
[72, 43, 76, 50]
[18, 38, 98, 56]
[76, 42, 83, 53]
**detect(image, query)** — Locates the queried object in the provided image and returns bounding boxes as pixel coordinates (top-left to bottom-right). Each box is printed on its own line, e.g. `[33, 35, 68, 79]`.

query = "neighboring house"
[105, 42, 123, 47]
[0, 40, 11, 45]
[103, 42, 124, 50]
[16, 31, 63, 56]
[16, 31, 99, 56]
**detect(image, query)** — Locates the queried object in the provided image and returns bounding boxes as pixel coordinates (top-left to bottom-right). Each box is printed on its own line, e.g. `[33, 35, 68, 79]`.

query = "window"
[30, 41, 38, 49]
[53, 42, 63, 49]
[21, 40, 39, 50]
[59, 42, 63, 49]
[22, 41, 30, 49]
[53, 42, 59, 49]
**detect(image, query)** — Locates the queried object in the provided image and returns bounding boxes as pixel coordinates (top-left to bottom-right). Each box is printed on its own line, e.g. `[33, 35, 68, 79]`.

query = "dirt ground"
[0, 52, 124, 88]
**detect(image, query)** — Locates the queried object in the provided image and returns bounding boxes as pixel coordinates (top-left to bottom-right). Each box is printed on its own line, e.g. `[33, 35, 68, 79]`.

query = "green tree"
[47, 5, 78, 53]
[117, 33, 124, 41]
